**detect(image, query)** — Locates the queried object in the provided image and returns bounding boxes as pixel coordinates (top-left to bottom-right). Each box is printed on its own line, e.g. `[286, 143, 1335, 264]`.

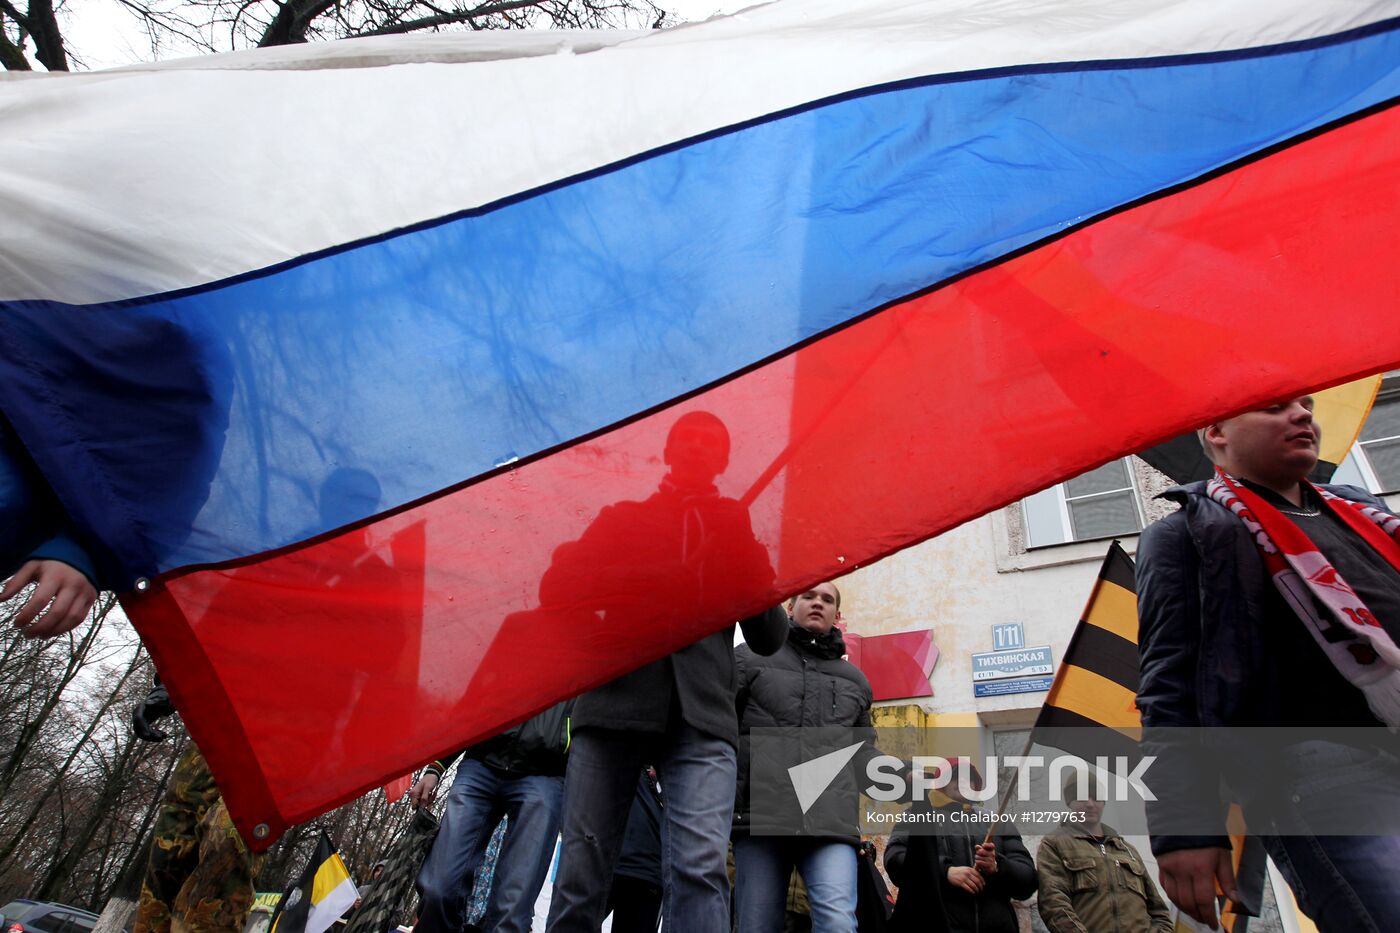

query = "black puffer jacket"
[733, 623, 876, 842]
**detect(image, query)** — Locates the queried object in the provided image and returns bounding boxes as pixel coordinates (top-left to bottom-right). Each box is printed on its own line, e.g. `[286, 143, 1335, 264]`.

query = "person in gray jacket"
[732, 580, 876, 933]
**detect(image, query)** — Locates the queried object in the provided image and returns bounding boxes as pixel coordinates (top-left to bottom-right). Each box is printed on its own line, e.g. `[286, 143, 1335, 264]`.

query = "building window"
[1021, 458, 1143, 548]
[1332, 390, 1400, 495]
[1358, 392, 1400, 493]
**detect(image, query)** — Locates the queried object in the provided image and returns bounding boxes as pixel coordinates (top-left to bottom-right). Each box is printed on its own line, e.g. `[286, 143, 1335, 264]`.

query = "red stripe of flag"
[136, 100, 1400, 848]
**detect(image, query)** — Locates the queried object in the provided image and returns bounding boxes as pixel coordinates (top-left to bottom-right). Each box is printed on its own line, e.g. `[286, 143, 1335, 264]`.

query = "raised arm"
[739, 604, 788, 656]
[1, 418, 97, 637]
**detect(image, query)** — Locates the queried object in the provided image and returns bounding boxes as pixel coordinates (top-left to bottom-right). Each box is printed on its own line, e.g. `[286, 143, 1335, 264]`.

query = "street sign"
[970, 645, 1054, 682]
[991, 622, 1024, 650]
[974, 676, 1054, 697]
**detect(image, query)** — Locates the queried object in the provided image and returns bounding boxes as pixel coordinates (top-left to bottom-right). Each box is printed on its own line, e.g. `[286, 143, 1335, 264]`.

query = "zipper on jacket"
[1103, 840, 1120, 933]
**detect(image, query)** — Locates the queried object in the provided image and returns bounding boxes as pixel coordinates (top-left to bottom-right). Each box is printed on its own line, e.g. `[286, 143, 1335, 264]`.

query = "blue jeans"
[733, 837, 857, 933]
[545, 725, 736, 933]
[415, 759, 564, 933]
[1256, 741, 1400, 932]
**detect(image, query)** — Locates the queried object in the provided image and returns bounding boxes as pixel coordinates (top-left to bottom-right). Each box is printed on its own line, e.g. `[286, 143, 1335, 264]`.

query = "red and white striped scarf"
[1207, 468, 1400, 727]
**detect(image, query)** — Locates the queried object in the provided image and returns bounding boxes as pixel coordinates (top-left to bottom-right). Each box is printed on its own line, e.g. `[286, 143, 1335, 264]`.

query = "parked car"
[0, 900, 99, 933]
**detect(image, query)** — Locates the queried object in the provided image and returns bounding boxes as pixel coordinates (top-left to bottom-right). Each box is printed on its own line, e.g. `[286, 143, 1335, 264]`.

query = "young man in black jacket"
[543, 412, 788, 933]
[1137, 394, 1400, 932]
[732, 581, 877, 933]
[884, 762, 1037, 933]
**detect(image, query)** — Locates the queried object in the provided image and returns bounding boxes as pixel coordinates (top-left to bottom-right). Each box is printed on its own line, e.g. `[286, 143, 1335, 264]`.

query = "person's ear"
[1204, 423, 1226, 456]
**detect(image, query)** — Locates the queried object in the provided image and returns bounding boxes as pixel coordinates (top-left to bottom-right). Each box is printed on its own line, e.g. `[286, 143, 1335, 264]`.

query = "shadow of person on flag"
[475, 409, 788, 933]
[472, 409, 779, 700]
[189, 466, 426, 795]
[537, 409, 776, 646]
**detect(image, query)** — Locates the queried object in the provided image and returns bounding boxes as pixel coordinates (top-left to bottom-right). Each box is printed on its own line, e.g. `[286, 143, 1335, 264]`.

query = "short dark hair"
[1063, 774, 1106, 804]
[787, 581, 841, 611]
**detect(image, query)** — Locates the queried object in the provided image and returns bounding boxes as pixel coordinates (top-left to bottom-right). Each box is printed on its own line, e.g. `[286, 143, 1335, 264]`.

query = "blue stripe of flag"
[3, 20, 1399, 580]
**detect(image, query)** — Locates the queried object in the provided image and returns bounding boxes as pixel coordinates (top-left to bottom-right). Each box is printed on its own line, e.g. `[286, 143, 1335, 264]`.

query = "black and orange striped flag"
[1031, 540, 1142, 762]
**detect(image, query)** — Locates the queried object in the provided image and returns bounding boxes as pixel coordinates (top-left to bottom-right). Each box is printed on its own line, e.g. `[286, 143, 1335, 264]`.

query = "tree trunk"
[0, 641, 143, 867]
[105, 739, 186, 904]
[35, 724, 143, 899]
[21, 0, 67, 69]
[0, 30, 32, 71]
[0, 597, 112, 801]
[92, 896, 138, 933]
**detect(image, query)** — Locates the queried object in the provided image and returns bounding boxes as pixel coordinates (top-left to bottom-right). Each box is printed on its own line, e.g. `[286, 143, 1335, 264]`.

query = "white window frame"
[1355, 388, 1400, 494]
[1021, 457, 1146, 549]
[1332, 375, 1400, 496]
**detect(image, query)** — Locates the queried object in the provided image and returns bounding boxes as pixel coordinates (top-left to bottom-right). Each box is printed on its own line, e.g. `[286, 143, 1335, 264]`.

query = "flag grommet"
[254, 823, 269, 839]
[134, 578, 151, 593]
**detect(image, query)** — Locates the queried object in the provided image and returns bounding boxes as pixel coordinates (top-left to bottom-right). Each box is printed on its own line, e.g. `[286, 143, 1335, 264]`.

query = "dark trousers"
[545, 724, 736, 933]
[606, 875, 662, 933]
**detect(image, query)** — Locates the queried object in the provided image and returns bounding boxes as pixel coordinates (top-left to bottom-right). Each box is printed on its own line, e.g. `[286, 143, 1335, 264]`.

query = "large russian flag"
[3, 0, 1398, 847]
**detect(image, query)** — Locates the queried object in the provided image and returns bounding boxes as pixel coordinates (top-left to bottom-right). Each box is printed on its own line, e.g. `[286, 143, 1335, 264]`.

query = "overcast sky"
[55, 0, 756, 69]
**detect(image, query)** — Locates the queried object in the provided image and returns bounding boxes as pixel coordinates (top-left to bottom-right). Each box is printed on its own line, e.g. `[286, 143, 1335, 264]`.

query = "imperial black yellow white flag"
[273, 832, 358, 933]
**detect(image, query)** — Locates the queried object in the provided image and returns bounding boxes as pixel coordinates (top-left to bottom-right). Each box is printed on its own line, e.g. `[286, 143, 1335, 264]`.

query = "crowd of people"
[6, 393, 1400, 933]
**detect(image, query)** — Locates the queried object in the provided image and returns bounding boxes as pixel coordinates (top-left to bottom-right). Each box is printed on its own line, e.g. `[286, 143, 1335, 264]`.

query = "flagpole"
[981, 730, 1039, 847]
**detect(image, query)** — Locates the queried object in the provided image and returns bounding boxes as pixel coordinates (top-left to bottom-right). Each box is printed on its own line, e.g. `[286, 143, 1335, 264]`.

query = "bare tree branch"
[23, 0, 68, 69]
[0, 0, 29, 31]
[0, 25, 32, 70]
[352, 0, 544, 36]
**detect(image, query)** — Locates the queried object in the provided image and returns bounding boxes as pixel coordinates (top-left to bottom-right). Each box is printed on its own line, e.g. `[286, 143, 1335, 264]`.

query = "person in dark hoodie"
[732, 581, 877, 933]
[884, 761, 1036, 933]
